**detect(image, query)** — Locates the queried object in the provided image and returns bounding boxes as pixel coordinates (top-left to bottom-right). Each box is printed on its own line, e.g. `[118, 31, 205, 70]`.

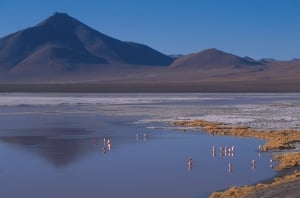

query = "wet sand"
[174, 119, 300, 198]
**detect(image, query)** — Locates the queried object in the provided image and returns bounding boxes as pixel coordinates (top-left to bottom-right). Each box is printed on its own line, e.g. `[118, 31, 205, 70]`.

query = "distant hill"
[0, 12, 174, 74]
[170, 48, 263, 69]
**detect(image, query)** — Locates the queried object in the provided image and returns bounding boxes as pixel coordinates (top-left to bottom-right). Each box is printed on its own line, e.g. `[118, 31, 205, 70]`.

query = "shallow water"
[1, 93, 297, 198]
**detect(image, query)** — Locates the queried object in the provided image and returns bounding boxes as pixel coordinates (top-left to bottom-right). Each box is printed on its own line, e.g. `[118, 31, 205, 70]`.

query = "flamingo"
[107, 138, 111, 145]
[144, 133, 149, 138]
[231, 145, 235, 152]
[258, 145, 262, 151]
[251, 160, 256, 169]
[212, 146, 216, 153]
[187, 157, 193, 166]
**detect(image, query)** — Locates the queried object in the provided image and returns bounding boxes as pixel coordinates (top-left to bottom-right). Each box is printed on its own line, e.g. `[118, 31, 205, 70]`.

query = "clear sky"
[0, 0, 299, 60]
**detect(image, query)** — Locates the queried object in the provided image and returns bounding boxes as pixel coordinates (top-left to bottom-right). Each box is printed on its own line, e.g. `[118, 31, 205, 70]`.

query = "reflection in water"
[0, 127, 274, 198]
[135, 132, 150, 142]
[212, 151, 216, 157]
[108, 143, 112, 150]
[228, 163, 233, 173]
[0, 133, 122, 165]
[251, 160, 257, 170]
[136, 133, 140, 141]
[102, 147, 106, 154]
[0, 127, 96, 167]
[0, 93, 290, 198]
[187, 157, 193, 172]
[144, 133, 149, 141]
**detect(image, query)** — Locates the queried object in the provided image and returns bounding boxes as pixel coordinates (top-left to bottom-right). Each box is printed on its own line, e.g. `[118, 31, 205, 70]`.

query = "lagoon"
[1, 93, 299, 197]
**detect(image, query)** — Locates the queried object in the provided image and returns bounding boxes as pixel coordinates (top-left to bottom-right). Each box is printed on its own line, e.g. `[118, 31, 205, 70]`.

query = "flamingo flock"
[97, 132, 150, 155]
[94, 135, 275, 173]
[187, 144, 275, 172]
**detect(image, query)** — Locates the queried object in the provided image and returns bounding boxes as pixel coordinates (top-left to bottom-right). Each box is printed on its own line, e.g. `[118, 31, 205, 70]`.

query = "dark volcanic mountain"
[0, 12, 174, 73]
[170, 48, 262, 69]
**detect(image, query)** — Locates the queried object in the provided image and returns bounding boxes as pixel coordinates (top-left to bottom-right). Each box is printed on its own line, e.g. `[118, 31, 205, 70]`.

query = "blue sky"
[0, 0, 299, 60]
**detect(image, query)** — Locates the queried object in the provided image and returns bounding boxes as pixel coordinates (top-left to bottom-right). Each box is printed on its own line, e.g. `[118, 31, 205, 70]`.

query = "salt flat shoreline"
[174, 119, 300, 198]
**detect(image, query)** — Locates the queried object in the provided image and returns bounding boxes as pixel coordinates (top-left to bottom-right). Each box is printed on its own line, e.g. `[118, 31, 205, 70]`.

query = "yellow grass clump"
[173, 120, 300, 151]
[274, 152, 300, 170]
[209, 171, 300, 198]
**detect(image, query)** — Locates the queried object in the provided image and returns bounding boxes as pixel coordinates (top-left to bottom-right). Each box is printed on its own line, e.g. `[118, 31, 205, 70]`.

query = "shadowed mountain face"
[170, 48, 263, 69]
[0, 12, 174, 73]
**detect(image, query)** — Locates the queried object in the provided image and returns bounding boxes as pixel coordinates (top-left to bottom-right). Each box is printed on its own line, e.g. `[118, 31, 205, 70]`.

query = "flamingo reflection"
[144, 133, 149, 141]
[136, 133, 140, 141]
[251, 160, 256, 169]
[102, 147, 106, 154]
[108, 143, 112, 151]
[187, 156, 193, 171]
[228, 163, 233, 173]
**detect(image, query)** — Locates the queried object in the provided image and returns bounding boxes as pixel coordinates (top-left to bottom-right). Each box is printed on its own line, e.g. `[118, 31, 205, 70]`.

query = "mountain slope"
[0, 12, 174, 73]
[170, 48, 263, 69]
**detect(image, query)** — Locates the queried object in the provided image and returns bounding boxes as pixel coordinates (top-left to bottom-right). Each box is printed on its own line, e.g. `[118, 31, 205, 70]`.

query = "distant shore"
[174, 119, 300, 198]
[1, 81, 300, 93]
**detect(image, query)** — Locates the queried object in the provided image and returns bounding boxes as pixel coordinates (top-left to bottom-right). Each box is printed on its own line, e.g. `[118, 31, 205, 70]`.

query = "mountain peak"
[38, 12, 79, 27]
[0, 12, 173, 72]
[49, 12, 73, 20]
[203, 48, 220, 52]
[199, 48, 227, 55]
[53, 12, 70, 17]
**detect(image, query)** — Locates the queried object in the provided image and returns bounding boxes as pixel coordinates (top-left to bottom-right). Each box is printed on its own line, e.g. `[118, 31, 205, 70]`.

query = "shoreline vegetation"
[173, 119, 300, 198]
